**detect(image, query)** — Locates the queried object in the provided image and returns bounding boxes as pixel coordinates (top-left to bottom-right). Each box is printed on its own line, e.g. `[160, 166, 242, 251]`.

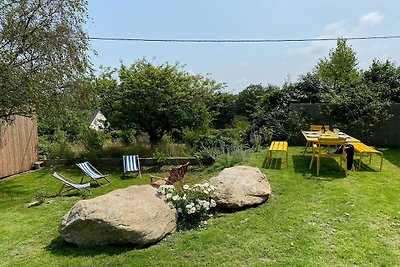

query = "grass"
[1, 147, 400, 266]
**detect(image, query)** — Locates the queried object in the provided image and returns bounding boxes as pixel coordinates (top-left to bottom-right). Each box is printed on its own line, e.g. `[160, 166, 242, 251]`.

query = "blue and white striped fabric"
[123, 155, 140, 172]
[53, 172, 90, 190]
[76, 162, 104, 179]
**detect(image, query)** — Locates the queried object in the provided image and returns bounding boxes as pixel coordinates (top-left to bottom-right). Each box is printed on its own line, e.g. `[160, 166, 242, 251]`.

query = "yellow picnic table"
[302, 130, 384, 171]
[301, 130, 360, 155]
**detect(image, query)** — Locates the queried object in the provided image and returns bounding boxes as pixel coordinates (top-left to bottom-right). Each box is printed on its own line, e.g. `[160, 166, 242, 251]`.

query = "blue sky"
[87, 0, 400, 93]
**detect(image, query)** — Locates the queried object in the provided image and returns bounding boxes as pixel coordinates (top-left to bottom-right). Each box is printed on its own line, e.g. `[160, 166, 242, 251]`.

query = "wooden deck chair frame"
[123, 155, 141, 178]
[76, 161, 111, 187]
[150, 162, 190, 188]
[309, 137, 347, 176]
[52, 172, 90, 196]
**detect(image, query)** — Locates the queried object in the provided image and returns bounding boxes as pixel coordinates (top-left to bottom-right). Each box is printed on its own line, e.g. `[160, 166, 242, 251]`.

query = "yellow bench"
[267, 141, 288, 166]
[352, 142, 383, 171]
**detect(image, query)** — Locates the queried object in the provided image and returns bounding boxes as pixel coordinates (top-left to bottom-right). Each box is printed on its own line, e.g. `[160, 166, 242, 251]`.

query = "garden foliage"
[36, 38, 400, 158]
[0, 0, 93, 122]
[96, 59, 224, 144]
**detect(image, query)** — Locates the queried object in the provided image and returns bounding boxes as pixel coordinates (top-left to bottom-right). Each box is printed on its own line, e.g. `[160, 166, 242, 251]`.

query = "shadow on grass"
[45, 236, 148, 256]
[262, 157, 283, 169]
[120, 173, 141, 180]
[377, 148, 400, 169]
[291, 155, 346, 180]
[0, 172, 52, 202]
[352, 159, 379, 172]
[0, 183, 26, 197]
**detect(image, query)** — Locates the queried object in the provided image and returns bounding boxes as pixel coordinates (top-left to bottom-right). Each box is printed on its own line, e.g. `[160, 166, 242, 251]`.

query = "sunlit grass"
[1, 147, 399, 266]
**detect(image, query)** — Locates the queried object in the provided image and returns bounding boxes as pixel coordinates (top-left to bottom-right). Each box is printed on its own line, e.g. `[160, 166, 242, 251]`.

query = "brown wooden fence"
[0, 116, 38, 178]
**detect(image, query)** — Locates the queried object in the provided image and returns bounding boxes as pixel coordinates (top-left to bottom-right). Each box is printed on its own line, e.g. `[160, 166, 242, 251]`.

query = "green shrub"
[38, 136, 53, 160]
[117, 129, 137, 145]
[196, 147, 219, 165]
[81, 150, 100, 163]
[183, 128, 242, 154]
[40, 129, 77, 160]
[196, 142, 249, 170]
[78, 125, 106, 151]
[249, 130, 262, 151]
[153, 148, 167, 166]
[211, 148, 249, 170]
[34, 189, 48, 204]
[28, 189, 49, 207]
[156, 140, 193, 157]
[40, 127, 194, 161]
[125, 143, 154, 157]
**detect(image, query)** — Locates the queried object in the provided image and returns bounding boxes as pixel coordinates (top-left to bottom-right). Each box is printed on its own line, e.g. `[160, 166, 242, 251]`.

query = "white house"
[87, 110, 107, 131]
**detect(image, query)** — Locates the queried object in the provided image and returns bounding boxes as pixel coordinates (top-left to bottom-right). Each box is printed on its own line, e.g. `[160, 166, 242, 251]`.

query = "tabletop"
[301, 130, 360, 143]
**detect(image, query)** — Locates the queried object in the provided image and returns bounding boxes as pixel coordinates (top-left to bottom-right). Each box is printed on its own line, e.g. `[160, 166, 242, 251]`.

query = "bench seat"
[267, 141, 288, 166]
[352, 142, 383, 171]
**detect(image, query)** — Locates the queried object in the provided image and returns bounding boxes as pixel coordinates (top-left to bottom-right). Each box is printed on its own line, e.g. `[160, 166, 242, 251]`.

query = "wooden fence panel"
[0, 116, 38, 178]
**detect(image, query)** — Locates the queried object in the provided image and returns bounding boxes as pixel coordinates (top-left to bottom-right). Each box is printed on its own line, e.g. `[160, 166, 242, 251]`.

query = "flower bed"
[157, 183, 217, 230]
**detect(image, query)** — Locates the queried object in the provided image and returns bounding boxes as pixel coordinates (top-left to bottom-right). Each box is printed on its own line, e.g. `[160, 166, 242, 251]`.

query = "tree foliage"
[322, 83, 392, 142]
[97, 59, 224, 144]
[363, 59, 400, 102]
[317, 38, 361, 90]
[235, 84, 267, 118]
[209, 92, 237, 129]
[316, 40, 393, 142]
[250, 86, 308, 143]
[287, 72, 328, 103]
[0, 0, 91, 122]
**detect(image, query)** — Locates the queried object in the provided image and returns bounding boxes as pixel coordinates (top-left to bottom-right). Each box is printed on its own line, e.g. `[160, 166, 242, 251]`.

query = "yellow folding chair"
[309, 137, 347, 176]
[304, 125, 331, 155]
[310, 124, 330, 132]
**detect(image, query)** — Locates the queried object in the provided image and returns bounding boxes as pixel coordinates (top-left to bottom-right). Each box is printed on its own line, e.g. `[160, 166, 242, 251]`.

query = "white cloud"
[296, 41, 332, 57]
[297, 11, 386, 60]
[323, 20, 349, 36]
[358, 12, 384, 28]
[293, 20, 349, 58]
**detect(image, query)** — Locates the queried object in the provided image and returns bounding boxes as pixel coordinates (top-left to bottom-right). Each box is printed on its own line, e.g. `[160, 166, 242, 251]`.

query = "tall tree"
[98, 59, 224, 144]
[316, 41, 392, 142]
[0, 0, 91, 122]
[317, 38, 361, 91]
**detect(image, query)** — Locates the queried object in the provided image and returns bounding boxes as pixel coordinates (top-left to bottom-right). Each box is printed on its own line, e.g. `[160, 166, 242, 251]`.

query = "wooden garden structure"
[0, 116, 38, 178]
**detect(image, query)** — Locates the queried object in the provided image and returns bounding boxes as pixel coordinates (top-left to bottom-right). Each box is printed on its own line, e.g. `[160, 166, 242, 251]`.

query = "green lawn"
[1, 147, 400, 266]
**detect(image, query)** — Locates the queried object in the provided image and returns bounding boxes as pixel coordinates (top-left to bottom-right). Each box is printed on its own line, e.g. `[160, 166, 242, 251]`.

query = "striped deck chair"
[123, 155, 141, 178]
[76, 161, 110, 186]
[52, 172, 90, 196]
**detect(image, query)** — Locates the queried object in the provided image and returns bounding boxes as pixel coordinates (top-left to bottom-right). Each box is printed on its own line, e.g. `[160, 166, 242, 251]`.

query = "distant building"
[86, 110, 107, 131]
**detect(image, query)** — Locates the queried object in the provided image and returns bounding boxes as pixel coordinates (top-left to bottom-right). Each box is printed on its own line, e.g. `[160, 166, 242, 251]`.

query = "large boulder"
[209, 166, 271, 209]
[59, 185, 176, 246]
